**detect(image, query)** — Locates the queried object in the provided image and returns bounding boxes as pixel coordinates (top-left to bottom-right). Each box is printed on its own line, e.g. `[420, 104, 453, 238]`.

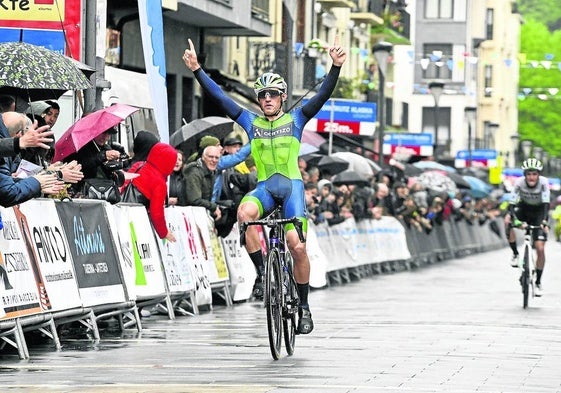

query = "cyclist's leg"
[504, 213, 518, 266]
[238, 186, 274, 298]
[533, 227, 547, 289]
[283, 180, 313, 334]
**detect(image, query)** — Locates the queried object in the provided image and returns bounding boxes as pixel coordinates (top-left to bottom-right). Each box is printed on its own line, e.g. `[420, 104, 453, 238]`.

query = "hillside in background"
[518, 0, 561, 32]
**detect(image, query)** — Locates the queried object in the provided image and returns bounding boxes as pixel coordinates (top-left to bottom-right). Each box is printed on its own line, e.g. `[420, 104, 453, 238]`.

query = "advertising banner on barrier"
[119, 205, 167, 298]
[106, 204, 138, 300]
[327, 217, 361, 270]
[358, 217, 412, 262]
[220, 224, 256, 302]
[18, 200, 81, 311]
[161, 207, 195, 293]
[55, 201, 126, 307]
[0, 206, 43, 320]
[306, 224, 328, 288]
[173, 207, 212, 306]
[188, 207, 229, 283]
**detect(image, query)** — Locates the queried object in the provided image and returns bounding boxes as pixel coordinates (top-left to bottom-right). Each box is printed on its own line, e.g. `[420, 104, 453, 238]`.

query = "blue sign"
[0, 28, 65, 53]
[456, 149, 498, 160]
[383, 132, 433, 146]
[303, 98, 376, 122]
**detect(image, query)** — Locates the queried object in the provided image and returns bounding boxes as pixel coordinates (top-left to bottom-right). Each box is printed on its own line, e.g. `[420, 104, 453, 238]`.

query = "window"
[422, 44, 452, 80]
[422, 105, 451, 155]
[485, 8, 494, 40]
[425, 0, 453, 19]
[484, 65, 493, 97]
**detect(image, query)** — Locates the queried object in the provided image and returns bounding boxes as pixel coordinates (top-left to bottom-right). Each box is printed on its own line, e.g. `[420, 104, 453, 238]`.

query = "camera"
[104, 153, 131, 171]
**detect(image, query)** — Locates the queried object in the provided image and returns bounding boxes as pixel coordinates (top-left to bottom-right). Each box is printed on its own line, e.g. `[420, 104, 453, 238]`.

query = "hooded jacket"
[131, 142, 177, 238]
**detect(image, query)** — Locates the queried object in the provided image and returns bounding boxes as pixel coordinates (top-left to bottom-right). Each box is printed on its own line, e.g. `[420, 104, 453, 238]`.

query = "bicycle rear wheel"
[266, 249, 282, 360]
[521, 245, 530, 309]
[283, 251, 298, 356]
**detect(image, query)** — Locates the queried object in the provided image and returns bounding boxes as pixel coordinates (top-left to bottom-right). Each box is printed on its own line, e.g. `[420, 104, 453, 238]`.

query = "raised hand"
[329, 35, 347, 67]
[19, 120, 54, 150]
[49, 160, 84, 183]
[182, 38, 200, 72]
[34, 172, 65, 195]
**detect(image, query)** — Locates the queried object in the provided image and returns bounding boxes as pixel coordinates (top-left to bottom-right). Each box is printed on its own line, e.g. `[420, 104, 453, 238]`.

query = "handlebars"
[239, 214, 306, 246]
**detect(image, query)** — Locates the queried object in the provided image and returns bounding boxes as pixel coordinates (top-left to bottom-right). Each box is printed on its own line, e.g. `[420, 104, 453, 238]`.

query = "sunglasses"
[257, 89, 282, 100]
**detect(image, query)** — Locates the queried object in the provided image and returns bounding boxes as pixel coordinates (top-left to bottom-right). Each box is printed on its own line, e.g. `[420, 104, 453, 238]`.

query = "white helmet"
[521, 157, 543, 172]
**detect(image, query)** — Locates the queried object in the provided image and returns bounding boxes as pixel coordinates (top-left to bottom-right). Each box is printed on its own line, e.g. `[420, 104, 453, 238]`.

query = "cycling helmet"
[521, 157, 543, 172]
[253, 72, 287, 95]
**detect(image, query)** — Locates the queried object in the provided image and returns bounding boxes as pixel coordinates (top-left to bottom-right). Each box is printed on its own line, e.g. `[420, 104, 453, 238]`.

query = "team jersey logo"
[253, 124, 293, 139]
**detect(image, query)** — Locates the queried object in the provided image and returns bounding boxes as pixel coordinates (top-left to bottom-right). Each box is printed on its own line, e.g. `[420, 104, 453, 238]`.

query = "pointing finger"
[188, 38, 194, 51]
[333, 35, 339, 46]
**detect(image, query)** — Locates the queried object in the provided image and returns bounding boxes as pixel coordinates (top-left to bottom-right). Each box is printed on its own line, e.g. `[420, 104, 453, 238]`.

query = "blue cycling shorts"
[241, 174, 307, 232]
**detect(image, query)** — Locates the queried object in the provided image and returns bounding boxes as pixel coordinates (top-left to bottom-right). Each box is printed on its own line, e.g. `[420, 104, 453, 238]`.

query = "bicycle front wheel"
[521, 245, 530, 309]
[266, 249, 282, 360]
[283, 251, 298, 356]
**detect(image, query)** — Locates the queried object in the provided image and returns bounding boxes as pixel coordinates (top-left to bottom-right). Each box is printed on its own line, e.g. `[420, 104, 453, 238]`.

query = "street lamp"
[428, 81, 445, 161]
[372, 41, 393, 167]
[510, 133, 519, 167]
[520, 140, 533, 161]
[464, 106, 476, 168]
[533, 146, 543, 161]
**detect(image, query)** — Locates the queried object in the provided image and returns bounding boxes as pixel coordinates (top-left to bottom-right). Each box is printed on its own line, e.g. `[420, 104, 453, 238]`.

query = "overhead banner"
[18, 200, 82, 312]
[455, 149, 498, 168]
[383, 132, 434, 157]
[55, 200, 126, 306]
[303, 99, 376, 136]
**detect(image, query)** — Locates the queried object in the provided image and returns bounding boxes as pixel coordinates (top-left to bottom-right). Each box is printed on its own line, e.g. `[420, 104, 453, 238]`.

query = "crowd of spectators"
[0, 95, 504, 241]
[300, 156, 503, 236]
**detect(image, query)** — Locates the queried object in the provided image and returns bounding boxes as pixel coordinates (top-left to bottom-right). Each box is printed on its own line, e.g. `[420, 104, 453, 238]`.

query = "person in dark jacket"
[168, 150, 188, 206]
[184, 145, 222, 222]
[129, 130, 159, 167]
[64, 125, 124, 195]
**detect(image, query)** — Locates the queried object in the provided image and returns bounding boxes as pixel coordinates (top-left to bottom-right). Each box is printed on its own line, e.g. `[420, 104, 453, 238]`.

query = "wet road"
[2, 241, 561, 392]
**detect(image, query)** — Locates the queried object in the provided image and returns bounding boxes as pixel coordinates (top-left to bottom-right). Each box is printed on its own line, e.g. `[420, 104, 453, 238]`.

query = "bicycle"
[514, 223, 541, 308]
[239, 206, 305, 360]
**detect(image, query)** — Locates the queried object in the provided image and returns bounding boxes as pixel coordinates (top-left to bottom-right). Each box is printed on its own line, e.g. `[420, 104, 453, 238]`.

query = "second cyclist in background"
[504, 158, 550, 296]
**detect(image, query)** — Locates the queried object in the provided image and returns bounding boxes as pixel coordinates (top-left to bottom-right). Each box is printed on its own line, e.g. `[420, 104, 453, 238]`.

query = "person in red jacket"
[129, 142, 177, 242]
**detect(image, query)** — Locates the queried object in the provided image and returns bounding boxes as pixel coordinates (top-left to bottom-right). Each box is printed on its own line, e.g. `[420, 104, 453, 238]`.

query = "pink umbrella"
[54, 104, 139, 162]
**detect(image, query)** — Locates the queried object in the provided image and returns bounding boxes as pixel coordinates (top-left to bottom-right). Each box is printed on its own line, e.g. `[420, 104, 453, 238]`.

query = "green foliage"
[332, 76, 359, 99]
[518, 0, 561, 32]
[518, 18, 561, 158]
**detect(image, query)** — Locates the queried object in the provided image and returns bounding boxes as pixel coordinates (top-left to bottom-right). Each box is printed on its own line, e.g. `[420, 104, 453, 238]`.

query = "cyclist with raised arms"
[183, 36, 346, 334]
[504, 158, 550, 296]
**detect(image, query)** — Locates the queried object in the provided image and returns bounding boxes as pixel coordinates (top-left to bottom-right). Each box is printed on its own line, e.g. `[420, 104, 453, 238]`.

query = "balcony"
[350, 11, 383, 25]
[316, 0, 355, 9]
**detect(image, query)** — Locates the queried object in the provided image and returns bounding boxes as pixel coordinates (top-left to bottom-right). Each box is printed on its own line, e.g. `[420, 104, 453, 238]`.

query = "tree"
[518, 19, 561, 158]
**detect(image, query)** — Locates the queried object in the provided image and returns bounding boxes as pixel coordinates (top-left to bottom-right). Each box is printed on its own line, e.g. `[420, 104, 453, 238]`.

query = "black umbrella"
[170, 116, 235, 157]
[331, 170, 370, 187]
[445, 171, 471, 189]
[304, 153, 326, 167]
[0, 41, 92, 101]
[316, 155, 349, 175]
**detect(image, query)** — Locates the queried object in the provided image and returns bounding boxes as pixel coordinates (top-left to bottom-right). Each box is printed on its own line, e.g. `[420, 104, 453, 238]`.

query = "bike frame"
[517, 224, 540, 309]
[239, 206, 305, 359]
